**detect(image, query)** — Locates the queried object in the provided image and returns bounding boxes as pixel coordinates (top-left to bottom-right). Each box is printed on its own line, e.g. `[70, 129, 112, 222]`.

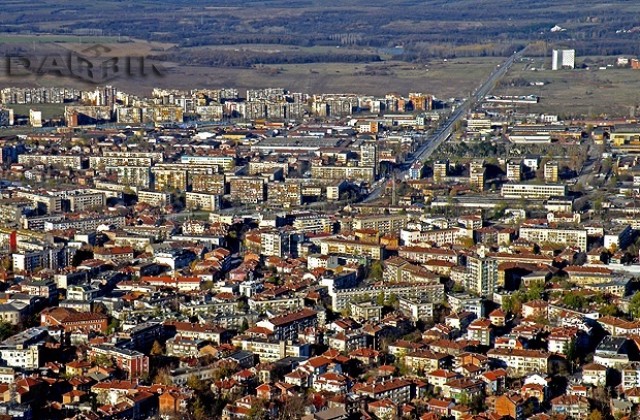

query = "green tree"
[0, 322, 15, 341]
[376, 292, 386, 306]
[186, 375, 206, 392]
[370, 261, 384, 280]
[629, 292, 640, 319]
[564, 337, 578, 373]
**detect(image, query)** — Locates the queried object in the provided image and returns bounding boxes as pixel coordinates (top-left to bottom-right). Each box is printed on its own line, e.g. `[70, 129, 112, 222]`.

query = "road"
[363, 48, 526, 203]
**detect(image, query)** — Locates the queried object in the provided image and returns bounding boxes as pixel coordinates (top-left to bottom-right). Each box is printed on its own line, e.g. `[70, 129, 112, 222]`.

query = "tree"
[370, 261, 384, 280]
[248, 400, 267, 420]
[191, 397, 208, 420]
[0, 322, 15, 341]
[629, 292, 640, 319]
[588, 409, 603, 420]
[152, 367, 172, 385]
[150, 340, 165, 356]
[107, 318, 120, 334]
[564, 337, 578, 372]
[277, 394, 306, 419]
[186, 375, 206, 392]
[376, 292, 385, 306]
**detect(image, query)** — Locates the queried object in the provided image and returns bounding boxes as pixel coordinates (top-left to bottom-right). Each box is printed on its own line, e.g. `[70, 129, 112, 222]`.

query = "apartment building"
[311, 165, 375, 183]
[191, 173, 226, 195]
[255, 308, 318, 341]
[153, 168, 188, 192]
[43, 215, 126, 232]
[185, 192, 221, 211]
[292, 214, 334, 233]
[14, 191, 63, 214]
[469, 161, 485, 191]
[229, 177, 266, 204]
[106, 166, 152, 189]
[487, 348, 549, 376]
[465, 255, 498, 297]
[180, 155, 236, 171]
[544, 161, 559, 182]
[233, 338, 311, 362]
[89, 345, 149, 380]
[398, 297, 435, 322]
[267, 181, 302, 207]
[506, 160, 522, 182]
[352, 214, 408, 235]
[320, 238, 384, 260]
[398, 246, 460, 264]
[518, 226, 588, 250]
[18, 154, 84, 170]
[433, 160, 449, 182]
[68, 192, 106, 212]
[400, 227, 467, 247]
[330, 283, 444, 312]
[89, 156, 153, 168]
[137, 190, 172, 207]
[501, 183, 567, 199]
[355, 379, 412, 405]
[102, 151, 163, 163]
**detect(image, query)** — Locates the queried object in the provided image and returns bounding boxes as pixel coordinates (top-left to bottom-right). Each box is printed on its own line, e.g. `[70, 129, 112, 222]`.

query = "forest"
[3, 0, 640, 66]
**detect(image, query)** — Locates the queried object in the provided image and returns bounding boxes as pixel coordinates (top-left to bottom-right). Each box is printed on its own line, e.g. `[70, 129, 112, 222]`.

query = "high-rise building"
[506, 160, 522, 182]
[469, 161, 485, 191]
[552, 49, 575, 70]
[465, 254, 498, 296]
[433, 160, 449, 182]
[544, 161, 559, 183]
[359, 141, 379, 178]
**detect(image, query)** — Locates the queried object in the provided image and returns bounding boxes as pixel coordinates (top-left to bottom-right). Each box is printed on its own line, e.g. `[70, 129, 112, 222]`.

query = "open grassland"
[133, 57, 502, 98]
[493, 56, 640, 118]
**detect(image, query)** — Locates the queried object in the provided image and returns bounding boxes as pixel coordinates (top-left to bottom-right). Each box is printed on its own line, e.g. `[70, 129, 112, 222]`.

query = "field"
[0, 35, 502, 98]
[493, 56, 640, 118]
[154, 57, 502, 98]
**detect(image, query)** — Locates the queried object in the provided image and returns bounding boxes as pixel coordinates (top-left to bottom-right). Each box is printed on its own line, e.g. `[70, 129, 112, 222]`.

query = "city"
[1, 18, 640, 420]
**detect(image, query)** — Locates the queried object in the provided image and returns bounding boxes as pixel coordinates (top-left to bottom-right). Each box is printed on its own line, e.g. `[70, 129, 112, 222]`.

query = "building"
[544, 161, 559, 182]
[40, 307, 108, 333]
[137, 191, 171, 207]
[320, 238, 384, 260]
[552, 49, 576, 70]
[433, 160, 449, 182]
[487, 348, 549, 376]
[506, 161, 522, 182]
[519, 226, 588, 250]
[501, 184, 567, 199]
[469, 161, 485, 191]
[255, 308, 318, 341]
[89, 345, 149, 379]
[352, 214, 407, 235]
[465, 254, 498, 297]
[229, 177, 266, 204]
[355, 378, 411, 405]
[185, 192, 221, 211]
[398, 297, 435, 322]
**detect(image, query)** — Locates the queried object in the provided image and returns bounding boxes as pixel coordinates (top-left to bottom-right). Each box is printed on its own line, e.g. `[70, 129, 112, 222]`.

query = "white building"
[552, 49, 576, 70]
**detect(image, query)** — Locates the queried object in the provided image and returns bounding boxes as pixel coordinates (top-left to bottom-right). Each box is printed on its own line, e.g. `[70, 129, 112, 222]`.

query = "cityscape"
[3, 2, 640, 420]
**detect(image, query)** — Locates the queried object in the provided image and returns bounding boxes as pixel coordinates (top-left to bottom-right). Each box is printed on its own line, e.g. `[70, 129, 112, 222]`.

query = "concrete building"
[552, 49, 576, 70]
[501, 183, 567, 199]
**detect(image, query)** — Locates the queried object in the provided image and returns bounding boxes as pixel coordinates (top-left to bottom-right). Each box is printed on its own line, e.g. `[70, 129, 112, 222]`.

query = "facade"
[501, 183, 567, 199]
[465, 255, 498, 297]
[519, 226, 588, 250]
[185, 192, 221, 211]
[552, 49, 576, 70]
